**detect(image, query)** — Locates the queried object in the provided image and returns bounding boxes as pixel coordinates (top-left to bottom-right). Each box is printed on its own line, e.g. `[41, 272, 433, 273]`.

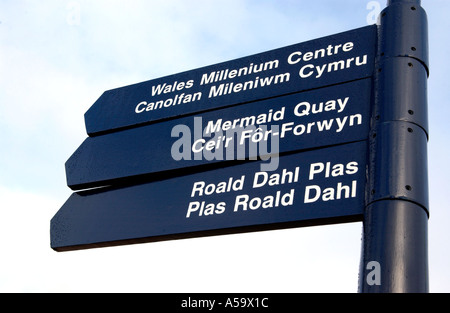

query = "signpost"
[51, 0, 430, 293]
[358, 0, 429, 292]
[84, 25, 376, 135]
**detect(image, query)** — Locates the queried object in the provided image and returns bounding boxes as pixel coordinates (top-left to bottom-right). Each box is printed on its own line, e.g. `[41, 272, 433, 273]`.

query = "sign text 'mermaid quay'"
[85, 25, 376, 135]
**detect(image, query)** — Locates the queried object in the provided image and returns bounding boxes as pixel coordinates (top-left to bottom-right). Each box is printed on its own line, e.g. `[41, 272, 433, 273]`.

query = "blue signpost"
[51, 0, 429, 293]
[54, 25, 377, 250]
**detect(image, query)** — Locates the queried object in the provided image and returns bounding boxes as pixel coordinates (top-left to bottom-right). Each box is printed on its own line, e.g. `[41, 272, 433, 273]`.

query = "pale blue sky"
[1, 0, 448, 292]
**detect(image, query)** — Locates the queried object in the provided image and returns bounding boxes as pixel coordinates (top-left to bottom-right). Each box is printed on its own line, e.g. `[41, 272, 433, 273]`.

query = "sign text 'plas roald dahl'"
[67, 79, 371, 190]
[52, 141, 367, 251]
[84, 25, 376, 135]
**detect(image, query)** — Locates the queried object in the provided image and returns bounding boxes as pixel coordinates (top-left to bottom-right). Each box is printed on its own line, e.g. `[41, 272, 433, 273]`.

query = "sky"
[0, 0, 449, 293]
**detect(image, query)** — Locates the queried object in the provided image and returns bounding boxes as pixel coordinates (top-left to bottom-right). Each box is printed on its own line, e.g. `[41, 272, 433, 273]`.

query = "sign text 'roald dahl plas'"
[85, 25, 376, 135]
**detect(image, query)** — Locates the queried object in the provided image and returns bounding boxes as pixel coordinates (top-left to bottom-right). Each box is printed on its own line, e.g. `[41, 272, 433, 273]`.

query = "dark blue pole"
[359, 0, 429, 292]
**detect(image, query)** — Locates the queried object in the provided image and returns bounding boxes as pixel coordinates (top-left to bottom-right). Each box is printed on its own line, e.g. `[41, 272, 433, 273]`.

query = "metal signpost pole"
[359, 0, 430, 292]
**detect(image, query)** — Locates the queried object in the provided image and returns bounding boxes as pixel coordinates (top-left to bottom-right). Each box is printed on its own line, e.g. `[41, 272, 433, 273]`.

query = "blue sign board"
[52, 22, 379, 252]
[84, 25, 376, 135]
[52, 141, 367, 251]
[67, 79, 371, 190]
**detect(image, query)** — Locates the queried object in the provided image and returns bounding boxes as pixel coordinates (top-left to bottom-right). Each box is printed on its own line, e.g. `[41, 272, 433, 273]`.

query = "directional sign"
[66, 79, 372, 190]
[84, 25, 376, 135]
[52, 141, 368, 251]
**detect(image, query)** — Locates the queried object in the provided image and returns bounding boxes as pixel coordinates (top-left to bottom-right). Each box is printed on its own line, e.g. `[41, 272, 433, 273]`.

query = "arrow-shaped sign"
[67, 79, 371, 190]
